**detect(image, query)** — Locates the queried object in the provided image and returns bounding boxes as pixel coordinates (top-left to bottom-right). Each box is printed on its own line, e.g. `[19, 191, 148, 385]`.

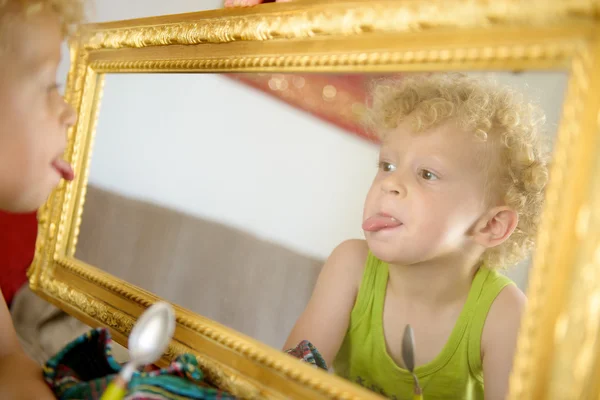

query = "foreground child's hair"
[0, 0, 85, 52]
[365, 73, 550, 268]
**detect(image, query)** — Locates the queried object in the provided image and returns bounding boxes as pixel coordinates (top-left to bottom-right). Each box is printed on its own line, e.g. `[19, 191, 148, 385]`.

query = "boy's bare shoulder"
[482, 284, 527, 352]
[480, 284, 527, 398]
[331, 239, 369, 260]
[328, 239, 369, 283]
[489, 284, 527, 317]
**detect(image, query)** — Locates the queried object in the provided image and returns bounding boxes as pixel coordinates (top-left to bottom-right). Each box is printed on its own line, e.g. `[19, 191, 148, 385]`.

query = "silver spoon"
[101, 301, 176, 400]
[402, 324, 423, 399]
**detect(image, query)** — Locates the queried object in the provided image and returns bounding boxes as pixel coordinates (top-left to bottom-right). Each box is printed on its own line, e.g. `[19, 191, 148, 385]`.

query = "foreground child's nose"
[62, 99, 76, 127]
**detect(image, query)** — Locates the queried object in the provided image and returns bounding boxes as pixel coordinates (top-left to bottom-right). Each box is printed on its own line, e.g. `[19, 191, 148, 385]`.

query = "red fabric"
[226, 73, 404, 143]
[0, 211, 38, 305]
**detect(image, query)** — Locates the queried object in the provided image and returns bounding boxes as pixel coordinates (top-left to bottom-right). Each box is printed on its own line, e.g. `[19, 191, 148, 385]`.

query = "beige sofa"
[13, 185, 323, 363]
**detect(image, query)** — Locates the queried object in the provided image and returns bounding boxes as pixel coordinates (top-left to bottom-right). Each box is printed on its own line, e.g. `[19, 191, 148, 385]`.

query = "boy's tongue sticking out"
[52, 158, 74, 181]
[362, 213, 402, 232]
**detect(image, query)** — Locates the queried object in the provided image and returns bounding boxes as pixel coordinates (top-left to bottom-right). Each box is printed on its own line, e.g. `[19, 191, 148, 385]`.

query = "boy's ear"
[471, 206, 518, 249]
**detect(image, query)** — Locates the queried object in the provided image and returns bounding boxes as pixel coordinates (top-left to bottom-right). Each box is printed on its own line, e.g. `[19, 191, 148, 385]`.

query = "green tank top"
[333, 252, 513, 400]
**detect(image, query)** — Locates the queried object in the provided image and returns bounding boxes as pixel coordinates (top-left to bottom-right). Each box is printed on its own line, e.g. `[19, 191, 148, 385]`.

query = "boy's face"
[0, 8, 75, 213]
[363, 119, 492, 265]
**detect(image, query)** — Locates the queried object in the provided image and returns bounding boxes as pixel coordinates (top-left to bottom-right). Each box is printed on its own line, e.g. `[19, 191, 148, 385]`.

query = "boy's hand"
[0, 352, 55, 400]
[224, 0, 293, 7]
[225, 0, 263, 6]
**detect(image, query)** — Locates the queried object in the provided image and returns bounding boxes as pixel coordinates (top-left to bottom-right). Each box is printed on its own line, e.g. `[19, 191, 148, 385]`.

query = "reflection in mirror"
[77, 71, 567, 399]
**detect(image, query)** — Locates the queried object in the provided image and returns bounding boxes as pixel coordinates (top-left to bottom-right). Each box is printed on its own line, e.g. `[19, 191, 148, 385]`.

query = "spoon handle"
[100, 363, 136, 400]
[99, 376, 127, 400]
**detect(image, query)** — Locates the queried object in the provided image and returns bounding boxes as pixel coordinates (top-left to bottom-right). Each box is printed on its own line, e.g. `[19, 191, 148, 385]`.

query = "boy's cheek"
[0, 84, 33, 121]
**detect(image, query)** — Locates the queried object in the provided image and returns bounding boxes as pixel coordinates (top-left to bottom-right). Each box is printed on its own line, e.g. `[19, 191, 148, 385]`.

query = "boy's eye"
[419, 169, 439, 181]
[379, 161, 396, 172]
[48, 83, 62, 93]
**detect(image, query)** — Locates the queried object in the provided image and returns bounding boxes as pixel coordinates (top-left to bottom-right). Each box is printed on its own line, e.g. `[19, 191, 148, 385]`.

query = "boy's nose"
[61, 100, 77, 127]
[381, 174, 407, 197]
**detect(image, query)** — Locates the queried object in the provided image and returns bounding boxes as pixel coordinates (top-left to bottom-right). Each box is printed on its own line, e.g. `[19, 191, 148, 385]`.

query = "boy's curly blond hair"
[365, 73, 550, 269]
[0, 0, 85, 46]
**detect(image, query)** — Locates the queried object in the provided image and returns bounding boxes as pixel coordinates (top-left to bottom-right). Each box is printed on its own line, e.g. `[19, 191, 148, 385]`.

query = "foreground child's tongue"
[52, 159, 75, 181]
[362, 215, 402, 232]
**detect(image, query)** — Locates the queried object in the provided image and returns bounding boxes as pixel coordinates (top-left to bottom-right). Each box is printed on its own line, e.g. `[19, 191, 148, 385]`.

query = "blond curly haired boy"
[286, 73, 549, 400]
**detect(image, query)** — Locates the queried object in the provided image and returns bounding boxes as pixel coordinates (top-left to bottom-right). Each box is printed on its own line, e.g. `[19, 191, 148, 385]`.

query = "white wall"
[60, 1, 569, 291]
[89, 73, 378, 260]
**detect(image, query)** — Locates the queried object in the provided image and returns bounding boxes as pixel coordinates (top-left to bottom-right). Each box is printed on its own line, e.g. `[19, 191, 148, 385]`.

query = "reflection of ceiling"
[226, 73, 404, 143]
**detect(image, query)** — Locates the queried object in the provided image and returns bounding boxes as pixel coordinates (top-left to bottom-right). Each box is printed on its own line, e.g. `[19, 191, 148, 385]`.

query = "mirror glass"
[76, 70, 568, 393]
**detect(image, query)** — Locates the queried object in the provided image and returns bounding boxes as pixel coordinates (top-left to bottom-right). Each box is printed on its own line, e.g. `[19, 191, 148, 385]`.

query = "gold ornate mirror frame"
[28, 0, 600, 398]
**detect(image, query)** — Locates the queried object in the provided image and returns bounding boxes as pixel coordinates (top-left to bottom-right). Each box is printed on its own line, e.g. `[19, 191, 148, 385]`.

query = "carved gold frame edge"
[27, 1, 600, 399]
[80, 0, 598, 50]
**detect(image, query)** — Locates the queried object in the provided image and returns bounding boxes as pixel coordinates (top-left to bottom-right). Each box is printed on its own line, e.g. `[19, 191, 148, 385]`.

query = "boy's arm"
[0, 289, 55, 400]
[283, 239, 368, 367]
[482, 284, 527, 400]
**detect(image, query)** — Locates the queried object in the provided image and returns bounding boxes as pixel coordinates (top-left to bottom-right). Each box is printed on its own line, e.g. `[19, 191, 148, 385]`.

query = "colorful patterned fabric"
[43, 328, 236, 400]
[285, 340, 328, 370]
